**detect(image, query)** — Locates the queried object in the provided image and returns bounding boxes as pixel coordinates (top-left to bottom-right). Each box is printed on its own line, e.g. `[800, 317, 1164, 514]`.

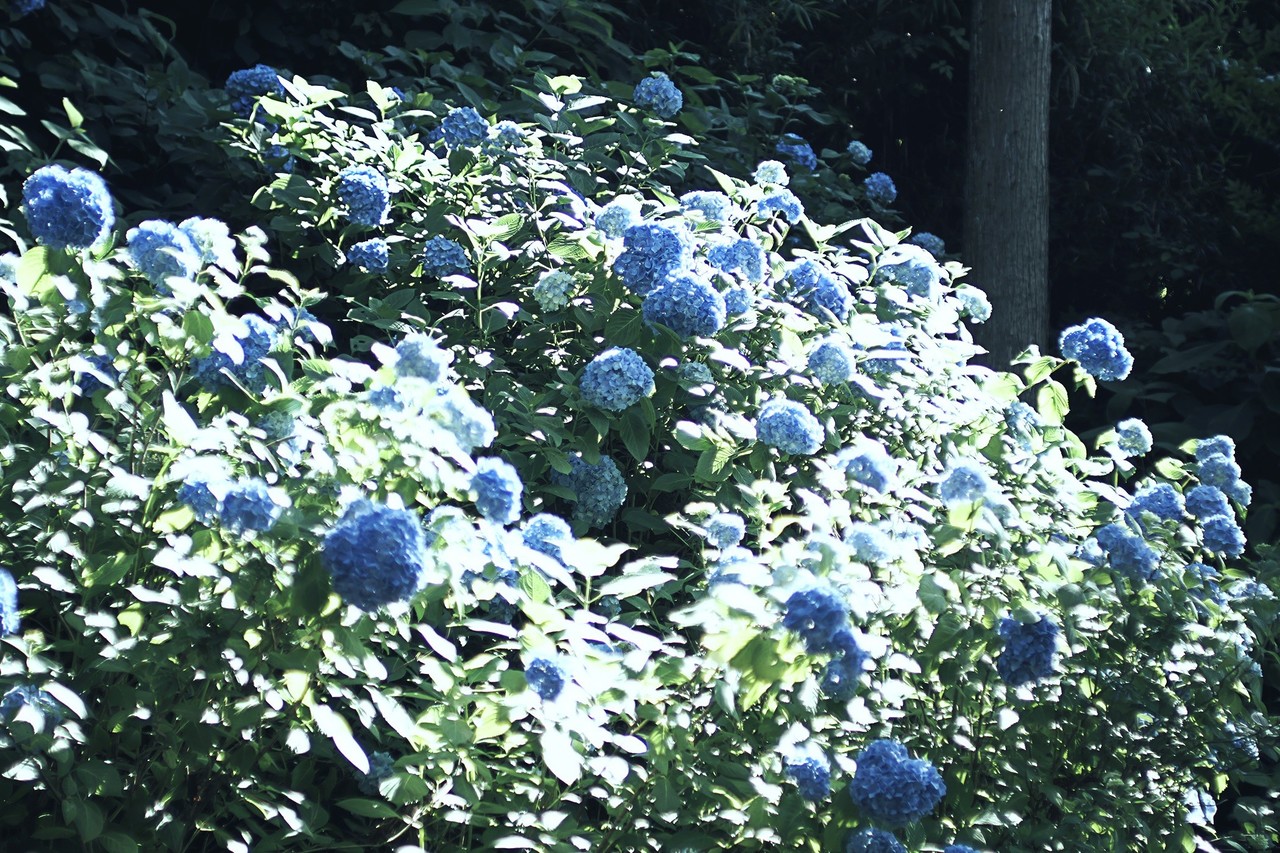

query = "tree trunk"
[964, 0, 1052, 369]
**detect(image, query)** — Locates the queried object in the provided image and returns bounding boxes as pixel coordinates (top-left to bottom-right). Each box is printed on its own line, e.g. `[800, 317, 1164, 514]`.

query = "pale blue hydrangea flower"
[997, 614, 1059, 686]
[347, 238, 389, 272]
[788, 260, 852, 321]
[579, 347, 655, 412]
[707, 237, 766, 283]
[521, 513, 573, 560]
[225, 64, 284, 117]
[428, 385, 496, 453]
[954, 285, 992, 323]
[724, 286, 753, 316]
[394, 333, 452, 382]
[756, 398, 823, 455]
[1126, 483, 1186, 525]
[533, 270, 575, 311]
[614, 222, 690, 296]
[938, 460, 992, 505]
[219, 478, 287, 534]
[776, 133, 817, 170]
[0, 253, 18, 282]
[944, 846, 980, 853]
[704, 513, 746, 549]
[337, 165, 390, 227]
[179, 217, 239, 272]
[633, 71, 682, 118]
[1197, 454, 1242, 491]
[1096, 522, 1160, 582]
[525, 656, 568, 700]
[1115, 418, 1153, 457]
[594, 197, 641, 239]
[126, 220, 201, 291]
[1196, 435, 1236, 461]
[22, 165, 115, 250]
[421, 236, 470, 278]
[864, 172, 897, 205]
[846, 522, 896, 564]
[680, 191, 731, 223]
[12, 0, 45, 17]
[847, 739, 946, 827]
[322, 500, 428, 611]
[471, 458, 523, 526]
[0, 569, 19, 636]
[846, 140, 873, 166]
[488, 120, 526, 148]
[909, 231, 945, 257]
[1059, 317, 1134, 382]
[191, 314, 277, 393]
[753, 160, 790, 186]
[442, 106, 488, 147]
[756, 189, 804, 222]
[642, 271, 727, 338]
[1202, 514, 1246, 557]
[1186, 485, 1230, 520]
[553, 454, 628, 529]
[834, 438, 897, 493]
[808, 338, 857, 384]
[877, 243, 944, 299]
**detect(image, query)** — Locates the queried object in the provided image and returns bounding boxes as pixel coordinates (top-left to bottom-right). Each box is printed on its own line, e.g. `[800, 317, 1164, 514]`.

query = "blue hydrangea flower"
[1196, 435, 1236, 461]
[178, 217, 238, 272]
[579, 347, 655, 412]
[757, 398, 823, 455]
[126, 220, 201, 291]
[441, 106, 488, 148]
[0, 684, 62, 726]
[22, 165, 115, 251]
[1202, 514, 1246, 557]
[179, 470, 227, 525]
[421, 236, 470, 278]
[472, 458, 523, 526]
[357, 751, 395, 796]
[395, 333, 452, 382]
[642, 272, 727, 338]
[525, 656, 567, 700]
[844, 828, 906, 853]
[997, 614, 1059, 686]
[846, 140, 873, 166]
[225, 64, 284, 117]
[808, 338, 857, 384]
[753, 160, 790, 186]
[680, 191, 731, 223]
[724, 286, 753, 316]
[428, 385, 496, 453]
[1115, 418, 1153, 457]
[1005, 401, 1041, 440]
[264, 144, 296, 173]
[594, 198, 641, 239]
[938, 460, 992, 505]
[909, 231, 945, 257]
[521, 513, 573, 560]
[785, 752, 831, 801]
[783, 586, 849, 653]
[846, 522, 896, 565]
[633, 71, 683, 118]
[533, 270, 575, 311]
[776, 133, 818, 170]
[955, 285, 992, 323]
[322, 500, 428, 611]
[554, 454, 628, 529]
[864, 172, 898, 205]
[1059, 317, 1134, 382]
[1095, 522, 1160, 582]
[76, 353, 119, 396]
[12, 0, 45, 17]
[822, 629, 869, 697]
[877, 244, 944, 299]
[0, 253, 17, 282]
[191, 314, 276, 393]
[847, 739, 946, 827]
[220, 478, 286, 534]
[1126, 483, 1185, 525]
[613, 222, 690, 296]
[337, 165, 390, 227]
[487, 120, 525, 148]
[1197, 453, 1242, 491]
[944, 846, 980, 853]
[0, 569, 19, 636]
[707, 238, 766, 283]
[347, 238, 389, 272]
[1186, 485, 1230, 520]
[704, 513, 746, 549]
[835, 439, 897, 493]
[788, 260, 852, 321]
[756, 189, 804, 222]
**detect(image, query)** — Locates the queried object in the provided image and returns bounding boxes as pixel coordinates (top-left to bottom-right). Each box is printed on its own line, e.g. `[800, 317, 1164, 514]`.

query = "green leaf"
[336, 798, 398, 819]
[291, 560, 332, 617]
[16, 246, 50, 293]
[619, 405, 651, 462]
[541, 728, 582, 784]
[310, 703, 368, 773]
[61, 97, 83, 129]
[598, 569, 675, 598]
[1036, 379, 1070, 425]
[162, 391, 200, 446]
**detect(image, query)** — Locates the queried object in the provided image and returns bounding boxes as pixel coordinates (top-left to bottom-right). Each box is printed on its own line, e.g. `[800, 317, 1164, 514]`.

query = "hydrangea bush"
[0, 54, 1274, 853]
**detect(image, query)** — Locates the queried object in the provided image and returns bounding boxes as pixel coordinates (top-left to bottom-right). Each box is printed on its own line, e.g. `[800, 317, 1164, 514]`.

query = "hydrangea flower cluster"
[908, 231, 945, 257]
[753, 160, 790, 186]
[783, 586, 852, 653]
[788, 260, 852, 321]
[225, 64, 285, 117]
[579, 347, 655, 412]
[321, 500, 428, 611]
[336, 165, 390, 227]
[357, 751, 395, 796]
[1115, 418, 1153, 457]
[633, 71, 683, 118]
[126, 220, 201, 290]
[421, 236, 470, 278]
[1126, 483, 1185, 526]
[642, 272, 727, 338]
[776, 133, 818, 170]
[784, 750, 831, 801]
[394, 333, 452, 382]
[846, 522, 896, 565]
[707, 238, 766, 283]
[864, 172, 898, 205]
[525, 656, 567, 700]
[0, 568, 18, 636]
[441, 106, 488, 148]
[1202, 514, 1245, 557]
[179, 217, 239, 272]
[471, 458, 523, 526]
[488, 120, 526, 148]
[521, 513, 573, 560]
[1185, 485, 1230, 520]
[808, 338, 857, 384]
[679, 191, 731, 223]
[704, 512, 746, 549]
[944, 846, 980, 853]
[1059, 317, 1134, 382]
[554, 454, 628, 529]
[532, 270, 575, 311]
[1195, 435, 1250, 504]
[756, 398, 824, 455]
[938, 460, 993, 505]
[724, 286, 753, 316]
[191, 314, 277, 393]
[347, 238, 389, 272]
[1095, 522, 1160, 582]
[22, 165, 115, 250]
[613, 223, 690, 296]
[756, 189, 804, 222]
[13, 0, 45, 17]
[428, 385, 497, 454]
[954, 285, 992, 323]
[835, 438, 898, 493]
[844, 828, 906, 853]
[594, 197, 641, 238]
[846, 140, 873, 166]
[847, 739, 946, 827]
[220, 478, 287, 534]
[996, 614, 1059, 686]
[876, 244, 944, 299]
